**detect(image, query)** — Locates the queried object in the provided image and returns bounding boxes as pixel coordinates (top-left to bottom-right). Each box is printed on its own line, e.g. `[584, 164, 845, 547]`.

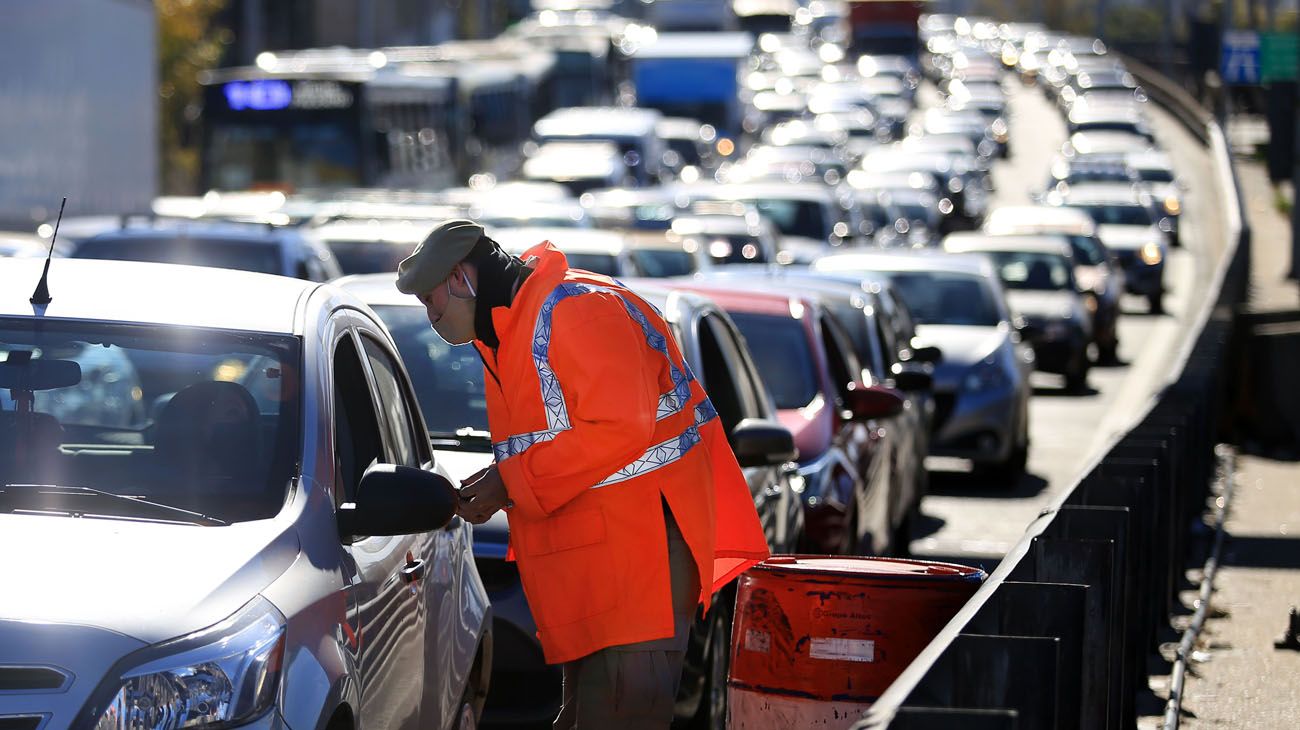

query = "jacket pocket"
[517, 507, 606, 556]
[514, 507, 618, 628]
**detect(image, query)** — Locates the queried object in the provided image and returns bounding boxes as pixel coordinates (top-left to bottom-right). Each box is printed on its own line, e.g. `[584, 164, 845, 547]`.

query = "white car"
[0, 257, 490, 730]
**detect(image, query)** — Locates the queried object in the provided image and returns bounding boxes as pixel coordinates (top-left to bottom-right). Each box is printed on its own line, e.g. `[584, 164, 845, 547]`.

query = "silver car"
[815, 251, 1034, 480]
[0, 258, 490, 730]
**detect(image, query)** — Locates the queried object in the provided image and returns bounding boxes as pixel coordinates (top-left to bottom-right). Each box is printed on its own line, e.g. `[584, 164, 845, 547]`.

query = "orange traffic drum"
[727, 556, 985, 729]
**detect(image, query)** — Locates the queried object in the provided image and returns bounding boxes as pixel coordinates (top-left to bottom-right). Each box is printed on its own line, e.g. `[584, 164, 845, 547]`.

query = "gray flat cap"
[395, 219, 484, 294]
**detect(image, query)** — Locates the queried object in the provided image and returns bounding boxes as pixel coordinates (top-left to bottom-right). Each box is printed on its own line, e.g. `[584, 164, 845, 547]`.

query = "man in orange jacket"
[396, 219, 770, 728]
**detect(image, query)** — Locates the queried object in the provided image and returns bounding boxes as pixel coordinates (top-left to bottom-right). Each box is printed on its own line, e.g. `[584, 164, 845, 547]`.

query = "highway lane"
[908, 75, 1225, 563]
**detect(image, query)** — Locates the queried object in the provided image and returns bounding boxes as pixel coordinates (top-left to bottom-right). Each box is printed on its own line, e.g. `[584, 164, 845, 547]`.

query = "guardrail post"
[966, 582, 1089, 730]
[1047, 507, 1136, 730]
[1019, 536, 1120, 730]
[892, 706, 1018, 729]
[915, 633, 1061, 728]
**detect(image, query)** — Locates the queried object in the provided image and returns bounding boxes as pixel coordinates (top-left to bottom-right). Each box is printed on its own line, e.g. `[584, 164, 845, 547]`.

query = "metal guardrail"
[852, 65, 1253, 730]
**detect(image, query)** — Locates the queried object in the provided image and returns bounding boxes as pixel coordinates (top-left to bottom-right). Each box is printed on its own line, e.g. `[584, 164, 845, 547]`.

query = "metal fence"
[850, 60, 1253, 730]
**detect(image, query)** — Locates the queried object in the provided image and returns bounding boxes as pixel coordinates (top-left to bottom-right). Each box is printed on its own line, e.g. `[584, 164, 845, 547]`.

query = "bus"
[200, 50, 467, 191]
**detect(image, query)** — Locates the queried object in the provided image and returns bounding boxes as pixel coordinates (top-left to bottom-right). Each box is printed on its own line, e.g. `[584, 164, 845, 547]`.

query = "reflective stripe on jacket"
[476, 242, 770, 664]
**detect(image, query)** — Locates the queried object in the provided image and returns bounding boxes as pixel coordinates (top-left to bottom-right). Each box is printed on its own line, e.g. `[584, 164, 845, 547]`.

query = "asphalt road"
[908, 76, 1226, 564]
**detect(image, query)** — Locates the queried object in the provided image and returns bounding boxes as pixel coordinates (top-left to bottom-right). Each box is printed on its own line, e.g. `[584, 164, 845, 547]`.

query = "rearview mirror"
[730, 418, 798, 467]
[0, 357, 81, 391]
[845, 383, 905, 420]
[337, 464, 457, 540]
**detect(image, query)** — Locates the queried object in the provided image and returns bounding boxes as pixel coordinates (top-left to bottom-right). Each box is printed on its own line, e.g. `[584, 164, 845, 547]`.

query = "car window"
[628, 248, 698, 277]
[73, 236, 285, 276]
[728, 312, 820, 410]
[697, 315, 747, 436]
[987, 251, 1075, 291]
[333, 333, 385, 506]
[820, 313, 863, 405]
[885, 271, 1003, 326]
[0, 320, 300, 524]
[328, 240, 419, 275]
[1071, 203, 1154, 227]
[370, 305, 489, 436]
[1066, 234, 1108, 265]
[360, 334, 422, 468]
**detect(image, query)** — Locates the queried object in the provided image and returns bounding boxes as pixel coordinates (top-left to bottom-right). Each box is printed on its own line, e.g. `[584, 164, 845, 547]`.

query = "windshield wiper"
[428, 428, 493, 452]
[0, 484, 227, 526]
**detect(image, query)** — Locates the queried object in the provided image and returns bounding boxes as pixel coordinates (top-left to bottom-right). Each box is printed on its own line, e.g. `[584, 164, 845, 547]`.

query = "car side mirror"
[337, 463, 458, 540]
[905, 345, 943, 364]
[890, 364, 934, 392]
[730, 418, 798, 467]
[845, 383, 905, 420]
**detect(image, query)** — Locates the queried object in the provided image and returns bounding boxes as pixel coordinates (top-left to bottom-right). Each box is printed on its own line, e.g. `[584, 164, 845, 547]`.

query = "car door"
[819, 310, 892, 556]
[354, 323, 468, 729]
[330, 323, 427, 730]
[696, 310, 799, 554]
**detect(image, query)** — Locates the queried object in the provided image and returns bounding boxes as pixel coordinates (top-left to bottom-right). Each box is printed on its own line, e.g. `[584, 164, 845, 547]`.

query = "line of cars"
[0, 9, 1190, 730]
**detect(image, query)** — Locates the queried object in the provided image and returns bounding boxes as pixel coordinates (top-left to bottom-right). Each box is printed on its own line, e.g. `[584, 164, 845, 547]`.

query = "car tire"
[1065, 356, 1089, 392]
[987, 416, 1029, 485]
[1098, 337, 1120, 365]
[691, 601, 733, 730]
[1148, 294, 1164, 314]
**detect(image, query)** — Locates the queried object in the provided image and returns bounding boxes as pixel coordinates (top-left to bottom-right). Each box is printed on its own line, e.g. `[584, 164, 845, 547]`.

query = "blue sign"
[223, 80, 293, 111]
[1221, 30, 1261, 85]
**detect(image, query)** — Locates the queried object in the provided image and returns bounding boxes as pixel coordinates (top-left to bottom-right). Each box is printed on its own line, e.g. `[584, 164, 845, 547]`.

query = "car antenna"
[30, 197, 65, 305]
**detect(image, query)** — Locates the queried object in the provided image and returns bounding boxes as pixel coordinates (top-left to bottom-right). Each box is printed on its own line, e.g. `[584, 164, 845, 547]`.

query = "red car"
[676, 283, 906, 556]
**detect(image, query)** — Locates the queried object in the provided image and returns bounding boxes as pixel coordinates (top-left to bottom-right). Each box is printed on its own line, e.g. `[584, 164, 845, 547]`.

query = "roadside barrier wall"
[850, 59, 1253, 730]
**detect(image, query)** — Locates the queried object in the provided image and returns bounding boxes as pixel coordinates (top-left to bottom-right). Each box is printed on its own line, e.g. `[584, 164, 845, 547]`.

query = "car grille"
[0, 667, 67, 692]
[932, 391, 957, 433]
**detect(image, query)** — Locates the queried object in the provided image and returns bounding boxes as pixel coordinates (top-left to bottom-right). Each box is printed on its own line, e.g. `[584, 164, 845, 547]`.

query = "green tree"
[158, 0, 231, 193]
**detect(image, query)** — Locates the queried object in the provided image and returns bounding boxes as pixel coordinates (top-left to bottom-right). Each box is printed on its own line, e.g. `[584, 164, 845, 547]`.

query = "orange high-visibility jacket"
[475, 243, 770, 665]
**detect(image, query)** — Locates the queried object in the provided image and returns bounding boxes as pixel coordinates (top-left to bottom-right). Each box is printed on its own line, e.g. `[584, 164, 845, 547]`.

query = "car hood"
[432, 448, 506, 551]
[0, 513, 299, 645]
[1005, 289, 1078, 320]
[778, 395, 833, 461]
[1096, 224, 1162, 251]
[912, 324, 1005, 366]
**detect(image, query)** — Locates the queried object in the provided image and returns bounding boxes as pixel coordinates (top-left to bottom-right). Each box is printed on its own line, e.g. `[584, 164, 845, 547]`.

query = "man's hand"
[458, 464, 512, 525]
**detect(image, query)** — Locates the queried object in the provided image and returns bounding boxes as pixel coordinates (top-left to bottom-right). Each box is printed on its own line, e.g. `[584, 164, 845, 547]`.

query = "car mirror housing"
[845, 383, 905, 420]
[337, 464, 457, 539]
[730, 418, 798, 467]
[905, 344, 943, 364]
[890, 365, 934, 392]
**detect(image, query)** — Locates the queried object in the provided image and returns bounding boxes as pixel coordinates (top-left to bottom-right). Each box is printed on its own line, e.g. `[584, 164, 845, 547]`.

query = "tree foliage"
[158, 0, 231, 193]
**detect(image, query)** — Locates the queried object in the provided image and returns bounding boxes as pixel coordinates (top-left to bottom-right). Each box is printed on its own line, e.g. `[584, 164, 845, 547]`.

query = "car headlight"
[1164, 196, 1181, 215]
[963, 357, 1011, 392]
[1140, 241, 1164, 266]
[94, 597, 286, 729]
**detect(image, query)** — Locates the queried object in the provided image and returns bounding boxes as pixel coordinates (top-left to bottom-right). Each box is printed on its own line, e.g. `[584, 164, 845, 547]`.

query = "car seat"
[154, 381, 264, 516]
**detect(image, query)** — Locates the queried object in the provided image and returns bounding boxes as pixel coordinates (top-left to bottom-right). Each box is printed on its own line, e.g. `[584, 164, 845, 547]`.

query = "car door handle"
[401, 559, 426, 583]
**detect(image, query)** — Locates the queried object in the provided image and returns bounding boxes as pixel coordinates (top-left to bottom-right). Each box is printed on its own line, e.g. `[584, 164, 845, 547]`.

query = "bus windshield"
[206, 121, 361, 190]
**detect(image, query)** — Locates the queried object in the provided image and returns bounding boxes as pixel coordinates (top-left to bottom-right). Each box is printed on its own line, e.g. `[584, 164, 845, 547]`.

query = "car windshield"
[735, 198, 830, 241]
[1071, 203, 1153, 226]
[727, 312, 820, 410]
[685, 235, 768, 265]
[326, 240, 417, 275]
[371, 305, 489, 435]
[564, 252, 621, 276]
[1066, 234, 1107, 265]
[884, 271, 1003, 326]
[74, 236, 284, 276]
[987, 251, 1074, 290]
[1137, 168, 1174, 183]
[0, 319, 301, 523]
[628, 249, 699, 276]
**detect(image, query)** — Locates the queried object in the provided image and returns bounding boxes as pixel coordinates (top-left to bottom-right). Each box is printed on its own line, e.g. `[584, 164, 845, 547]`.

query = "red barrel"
[727, 556, 985, 729]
